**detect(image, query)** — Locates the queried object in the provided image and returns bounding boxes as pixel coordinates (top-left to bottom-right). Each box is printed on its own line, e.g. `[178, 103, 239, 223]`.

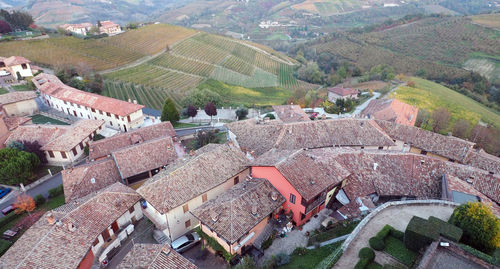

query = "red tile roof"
[445, 174, 500, 215]
[361, 99, 418, 126]
[462, 149, 500, 175]
[32, 73, 63, 89]
[327, 87, 359, 96]
[0, 91, 37, 105]
[39, 82, 143, 117]
[117, 244, 198, 269]
[2, 56, 30, 66]
[3, 116, 31, 131]
[273, 105, 311, 123]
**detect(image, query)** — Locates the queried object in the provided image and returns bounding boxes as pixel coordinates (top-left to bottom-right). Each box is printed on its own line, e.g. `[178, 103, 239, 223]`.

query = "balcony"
[303, 192, 327, 214]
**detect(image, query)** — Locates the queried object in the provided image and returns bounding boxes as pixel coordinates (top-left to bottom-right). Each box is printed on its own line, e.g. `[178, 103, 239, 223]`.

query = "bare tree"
[431, 108, 451, 133]
[452, 119, 470, 139]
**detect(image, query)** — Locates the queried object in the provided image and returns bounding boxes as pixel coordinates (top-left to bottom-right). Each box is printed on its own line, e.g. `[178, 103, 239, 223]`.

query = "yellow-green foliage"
[390, 77, 500, 128]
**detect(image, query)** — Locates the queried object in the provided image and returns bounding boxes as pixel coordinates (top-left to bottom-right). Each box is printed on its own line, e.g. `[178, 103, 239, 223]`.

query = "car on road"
[171, 232, 201, 253]
[0, 187, 12, 200]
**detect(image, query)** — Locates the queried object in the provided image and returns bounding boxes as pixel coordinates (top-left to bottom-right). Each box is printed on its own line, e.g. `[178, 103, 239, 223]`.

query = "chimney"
[210, 210, 218, 222]
[90, 177, 96, 184]
[251, 205, 258, 216]
[162, 246, 171, 255]
[373, 163, 378, 171]
[128, 98, 132, 103]
[271, 191, 278, 201]
[133, 100, 137, 104]
[67, 222, 76, 232]
[46, 212, 56, 225]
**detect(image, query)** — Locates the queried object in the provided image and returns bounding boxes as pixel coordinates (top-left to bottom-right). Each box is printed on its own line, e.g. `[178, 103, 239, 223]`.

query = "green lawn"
[308, 220, 360, 246]
[391, 77, 500, 128]
[280, 241, 344, 269]
[11, 84, 32, 91]
[30, 114, 70, 125]
[173, 122, 201, 128]
[0, 88, 8, 95]
[384, 236, 417, 267]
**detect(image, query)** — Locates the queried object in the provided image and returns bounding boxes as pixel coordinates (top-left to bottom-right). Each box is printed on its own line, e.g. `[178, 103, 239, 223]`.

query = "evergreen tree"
[161, 98, 179, 123]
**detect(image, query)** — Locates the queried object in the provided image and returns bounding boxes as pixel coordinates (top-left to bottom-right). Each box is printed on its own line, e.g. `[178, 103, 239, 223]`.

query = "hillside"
[391, 77, 500, 128]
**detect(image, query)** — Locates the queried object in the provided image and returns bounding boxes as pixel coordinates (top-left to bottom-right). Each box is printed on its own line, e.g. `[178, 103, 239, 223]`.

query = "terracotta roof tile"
[361, 99, 418, 126]
[462, 149, 500, 175]
[272, 105, 310, 123]
[0, 183, 141, 269]
[3, 56, 30, 66]
[32, 73, 63, 89]
[0, 91, 37, 105]
[41, 120, 104, 151]
[3, 116, 31, 131]
[137, 144, 249, 213]
[445, 174, 500, 215]
[191, 179, 285, 244]
[117, 243, 198, 269]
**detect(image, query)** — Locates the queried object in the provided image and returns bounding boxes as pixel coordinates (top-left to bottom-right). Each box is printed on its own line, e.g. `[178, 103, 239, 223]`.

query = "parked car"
[1, 205, 14, 215]
[171, 232, 201, 253]
[0, 187, 12, 199]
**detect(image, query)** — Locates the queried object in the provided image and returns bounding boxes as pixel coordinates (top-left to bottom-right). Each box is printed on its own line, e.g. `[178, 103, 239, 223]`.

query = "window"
[93, 238, 100, 247]
[109, 121, 113, 126]
[290, 194, 296, 204]
[21, 63, 27, 69]
[64, 101, 67, 105]
[202, 193, 208, 203]
[378, 146, 383, 150]
[127, 116, 131, 122]
[300, 213, 306, 220]
[185, 220, 191, 228]
[115, 115, 119, 119]
[106, 112, 111, 117]
[72, 147, 77, 156]
[183, 204, 189, 213]
[102, 229, 111, 242]
[61, 151, 67, 159]
[79, 142, 84, 150]
[77, 104, 80, 108]
[48, 151, 55, 158]
[421, 150, 428, 156]
[234, 176, 239, 185]
[128, 206, 135, 213]
[99, 110, 103, 115]
[91, 108, 96, 113]
[360, 146, 365, 149]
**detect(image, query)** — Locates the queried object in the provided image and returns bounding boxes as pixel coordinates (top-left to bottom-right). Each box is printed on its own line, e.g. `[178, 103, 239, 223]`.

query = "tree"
[204, 102, 217, 123]
[264, 113, 275, 120]
[194, 129, 219, 149]
[407, 81, 416, 88]
[186, 104, 198, 122]
[449, 202, 499, 252]
[87, 74, 103, 93]
[431, 107, 451, 133]
[0, 20, 11, 33]
[415, 109, 430, 128]
[452, 120, 470, 139]
[0, 148, 40, 185]
[235, 107, 249, 120]
[182, 88, 222, 108]
[20, 140, 47, 164]
[13, 194, 36, 216]
[1, 10, 33, 30]
[69, 77, 85, 90]
[161, 98, 179, 123]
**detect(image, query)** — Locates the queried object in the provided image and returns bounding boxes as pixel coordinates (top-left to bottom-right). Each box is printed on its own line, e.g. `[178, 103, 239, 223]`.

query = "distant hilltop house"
[33, 73, 145, 132]
[0, 56, 34, 80]
[327, 87, 360, 102]
[361, 98, 419, 126]
[98, 21, 121, 35]
[0, 91, 38, 117]
[59, 23, 93, 36]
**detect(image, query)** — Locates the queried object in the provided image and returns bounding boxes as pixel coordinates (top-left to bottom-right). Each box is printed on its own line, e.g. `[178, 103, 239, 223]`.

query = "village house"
[99, 21, 121, 35]
[226, 118, 396, 156]
[0, 104, 31, 148]
[117, 244, 198, 269]
[59, 23, 93, 35]
[0, 91, 38, 117]
[361, 99, 419, 126]
[5, 119, 105, 165]
[34, 74, 144, 132]
[137, 144, 250, 242]
[327, 87, 359, 102]
[0, 183, 144, 269]
[252, 148, 351, 226]
[0, 56, 34, 80]
[272, 104, 310, 123]
[191, 179, 285, 255]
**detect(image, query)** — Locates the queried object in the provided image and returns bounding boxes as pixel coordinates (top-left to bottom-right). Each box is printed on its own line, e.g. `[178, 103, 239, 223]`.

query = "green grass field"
[280, 241, 344, 269]
[30, 114, 70, 125]
[0, 88, 8, 95]
[11, 85, 31, 91]
[391, 77, 500, 128]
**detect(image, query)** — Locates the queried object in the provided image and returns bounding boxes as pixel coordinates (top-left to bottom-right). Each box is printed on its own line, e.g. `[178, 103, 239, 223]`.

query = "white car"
[171, 232, 201, 253]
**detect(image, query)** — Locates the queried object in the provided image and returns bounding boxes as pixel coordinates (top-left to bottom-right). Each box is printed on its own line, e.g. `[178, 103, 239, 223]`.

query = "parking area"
[182, 243, 229, 269]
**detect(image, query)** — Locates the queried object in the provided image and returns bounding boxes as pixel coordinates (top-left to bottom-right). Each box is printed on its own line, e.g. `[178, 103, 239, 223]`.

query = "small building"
[59, 23, 93, 36]
[0, 56, 34, 80]
[0, 91, 38, 116]
[327, 87, 359, 102]
[137, 144, 250, 242]
[117, 243, 198, 269]
[361, 99, 418, 126]
[252, 148, 351, 226]
[272, 104, 310, 123]
[5, 119, 105, 165]
[191, 179, 285, 255]
[0, 106, 31, 148]
[0, 183, 143, 269]
[99, 21, 121, 35]
[142, 107, 161, 123]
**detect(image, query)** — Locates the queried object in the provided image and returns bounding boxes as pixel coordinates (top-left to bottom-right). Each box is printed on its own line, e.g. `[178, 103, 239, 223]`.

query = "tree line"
[0, 9, 34, 32]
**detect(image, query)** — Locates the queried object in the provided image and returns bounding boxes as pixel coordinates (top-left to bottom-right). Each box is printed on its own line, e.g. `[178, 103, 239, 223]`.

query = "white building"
[0, 56, 34, 80]
[59, 23, 93, 36]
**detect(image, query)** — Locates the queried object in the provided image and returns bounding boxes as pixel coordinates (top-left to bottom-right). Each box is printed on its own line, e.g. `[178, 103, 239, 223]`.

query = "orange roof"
[327, 87, 359, 96]
[2, 56, 30, 66]
[100, 21, 120, 28]
[40, 82, 143, 117]
[362, 99, 418, 126]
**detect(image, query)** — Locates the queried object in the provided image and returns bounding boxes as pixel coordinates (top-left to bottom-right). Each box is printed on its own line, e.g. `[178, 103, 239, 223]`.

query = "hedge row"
[48, 185, 64, 198]
[428, 216, 463, 242]
[458, 243, 499, 266]
[355, 248, 375, 269]
[404, 216, 463, 251]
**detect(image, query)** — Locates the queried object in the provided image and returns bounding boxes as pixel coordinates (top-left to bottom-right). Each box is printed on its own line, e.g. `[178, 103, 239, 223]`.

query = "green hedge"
[262, 234, 274, 250]
[376, 225, 393, 239]
[48, 185, 64, 198]
[428, 216, 463, 242]
[458, 243, 499, 266]
[354, 258, 370, 269]
[359, 247, 375, 260]
[0, 212, 19, 228]
[384, 236, 417, 266]
[404, 216, 439, 252]
[34, 194, 46, 206]
[367, 262, 383, 269]
[390, 229, 405, 240]
[0, 239, 12, 256]
[369, 236, 385, 251]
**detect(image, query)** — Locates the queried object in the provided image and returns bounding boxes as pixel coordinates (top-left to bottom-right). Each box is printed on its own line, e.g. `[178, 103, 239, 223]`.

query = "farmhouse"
[5, 119, 105, 165]
[34, 74, 144, 132]
[0, 56, 34, 80]
[0, 91, 38, 116]
[0, 183, 144, 269]
[137, 144, 250, 242]
[191, 179, 285, 255]
[59, 23, 93, 36]
[99, 21, 121, 35]
[361, 99, 418, 126]
[327, 87, 359, 102]
[117, 244, 198, 269]
[272, 104, 310, 123]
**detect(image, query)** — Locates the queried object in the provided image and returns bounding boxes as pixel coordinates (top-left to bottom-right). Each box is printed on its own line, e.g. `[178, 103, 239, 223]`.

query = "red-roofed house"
[361, 99, 419, 126]
[0, 56, 34, 80]
[34, 73, 144, 132]
[99, 21, 121, 35]
[59, 23, 93, 36]
[327, 87, 359, 102]
[0, 91, 38, 116]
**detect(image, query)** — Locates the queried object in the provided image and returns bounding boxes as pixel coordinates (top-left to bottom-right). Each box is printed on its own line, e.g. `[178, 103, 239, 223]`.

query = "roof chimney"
[373, 163, 378, 171]
[251, 205, 258, 216]
[90, 177, 96, 184]
[162, 246, 171, 255]
[271, 191, 278, 201]
[128, 98, 131, 103]
[210, 210, 218, 222]
[133, 100, 137, 104]
[67, 222, 76, 232]
[46, 212, 56, 225]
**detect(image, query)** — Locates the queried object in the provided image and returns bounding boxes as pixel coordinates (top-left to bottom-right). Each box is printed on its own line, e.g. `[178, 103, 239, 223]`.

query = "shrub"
[383, 264, 405, 269]
[294, 247, 308, 255]
[354, 258, 370, 269]
[264, 113, 275, 119]
[367, 262, 383, 269]
[235, 107, 249, 120]
[359, 247, 375, 261]
[261, 235, 274, 250]
[34, 194, 46, 206]
[428, 216, 463, 242]
[48, 185, 64, 198]
[275, 253, 290, 266]
[0, 239, 12, 256]
[390, 229, 405, 240]
[404, 216, 439, 252]
[369, 236, 385, 251]
[458, 243, 499, 266]
[377, 225, 394, 239]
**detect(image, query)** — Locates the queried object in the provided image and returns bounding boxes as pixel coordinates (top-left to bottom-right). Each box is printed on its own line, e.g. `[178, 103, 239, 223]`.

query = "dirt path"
[334, 204, 455, 268]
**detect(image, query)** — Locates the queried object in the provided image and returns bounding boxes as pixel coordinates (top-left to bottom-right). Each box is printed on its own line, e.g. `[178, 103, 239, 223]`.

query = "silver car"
[171, 232, 201, 253]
